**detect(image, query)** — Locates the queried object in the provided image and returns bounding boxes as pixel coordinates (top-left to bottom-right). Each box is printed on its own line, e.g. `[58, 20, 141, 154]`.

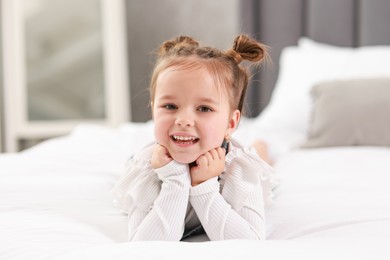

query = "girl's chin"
[170, 153, 199, 165]
[172, 157, 197, 165]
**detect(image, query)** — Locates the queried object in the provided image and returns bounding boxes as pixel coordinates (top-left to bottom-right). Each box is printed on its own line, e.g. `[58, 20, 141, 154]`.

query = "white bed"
[1, 39, 390, 259]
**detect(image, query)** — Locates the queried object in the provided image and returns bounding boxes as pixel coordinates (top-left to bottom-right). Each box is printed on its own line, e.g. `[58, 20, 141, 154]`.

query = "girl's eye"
[197, 106, 212, 112]
[163, 104, 177, 110]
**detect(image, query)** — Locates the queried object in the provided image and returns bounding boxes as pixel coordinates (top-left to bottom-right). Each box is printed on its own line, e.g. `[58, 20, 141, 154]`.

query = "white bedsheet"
[1, 122, 389, 259]
[267, 147, 390, 240]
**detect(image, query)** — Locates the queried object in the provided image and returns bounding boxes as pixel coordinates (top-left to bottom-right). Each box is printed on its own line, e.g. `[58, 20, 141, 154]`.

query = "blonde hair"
[150, 35, 268, 114]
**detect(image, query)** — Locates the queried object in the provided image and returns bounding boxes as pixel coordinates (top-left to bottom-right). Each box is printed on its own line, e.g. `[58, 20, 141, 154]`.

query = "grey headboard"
[242, 0, 390, 117]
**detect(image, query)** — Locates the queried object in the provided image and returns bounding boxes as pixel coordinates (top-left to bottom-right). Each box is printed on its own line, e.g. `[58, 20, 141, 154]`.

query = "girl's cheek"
[154, 116, 170, 142]
[203, 123, 224, 147]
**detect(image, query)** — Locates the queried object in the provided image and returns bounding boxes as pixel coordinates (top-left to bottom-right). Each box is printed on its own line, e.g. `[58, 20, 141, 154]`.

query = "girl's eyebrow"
[158, 95, 218, 105]
[198, 97, 219, 105]
[157, 94, 176, 100]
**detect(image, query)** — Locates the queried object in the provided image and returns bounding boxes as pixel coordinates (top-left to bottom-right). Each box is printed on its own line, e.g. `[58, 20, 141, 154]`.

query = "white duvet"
[1, 122, 390, 260]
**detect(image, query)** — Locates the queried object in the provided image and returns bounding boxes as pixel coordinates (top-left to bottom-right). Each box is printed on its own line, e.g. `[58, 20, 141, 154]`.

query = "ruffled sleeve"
[111, 143, 160, 213]
[223, 139, 279, 210]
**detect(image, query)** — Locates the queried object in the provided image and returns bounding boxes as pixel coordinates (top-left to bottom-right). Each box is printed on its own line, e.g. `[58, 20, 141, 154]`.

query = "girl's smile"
[171, 134, 199, 146]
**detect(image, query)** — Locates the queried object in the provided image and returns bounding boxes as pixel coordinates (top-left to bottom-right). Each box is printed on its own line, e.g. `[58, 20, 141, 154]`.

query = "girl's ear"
[226, 109, 241, 138]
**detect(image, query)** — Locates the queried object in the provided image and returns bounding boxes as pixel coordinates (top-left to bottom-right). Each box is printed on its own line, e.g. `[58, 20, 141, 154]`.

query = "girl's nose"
[175, 117, 194, 127]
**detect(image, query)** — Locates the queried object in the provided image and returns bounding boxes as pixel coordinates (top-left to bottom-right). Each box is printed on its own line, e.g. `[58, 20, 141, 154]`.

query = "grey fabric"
[360, 0, 390, 46]
[302, 78, 390, 148]
[306, 0, 355, 47]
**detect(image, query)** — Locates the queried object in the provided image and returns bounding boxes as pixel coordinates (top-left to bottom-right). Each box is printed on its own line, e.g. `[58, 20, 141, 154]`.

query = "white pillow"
[298, 37, 349, 50]
[253, 38, 390, 160]
[299, 37, 390, 78]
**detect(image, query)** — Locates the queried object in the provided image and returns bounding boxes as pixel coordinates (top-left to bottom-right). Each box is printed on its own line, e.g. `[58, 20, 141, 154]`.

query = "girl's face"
[153, 66, 240, 164]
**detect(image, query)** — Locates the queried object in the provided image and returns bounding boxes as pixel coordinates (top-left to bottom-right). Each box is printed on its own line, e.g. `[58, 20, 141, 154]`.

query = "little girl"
[111, 34, 278, 241]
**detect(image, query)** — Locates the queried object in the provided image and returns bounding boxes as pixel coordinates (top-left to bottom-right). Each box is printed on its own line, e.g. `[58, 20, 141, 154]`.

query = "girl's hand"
[151, 143, 173, 169]
[190, 147, 225, 186]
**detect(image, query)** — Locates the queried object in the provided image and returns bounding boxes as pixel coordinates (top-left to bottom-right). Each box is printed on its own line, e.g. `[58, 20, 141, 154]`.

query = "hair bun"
[226, 34, 267, 64]
[159, 36, 199, 56]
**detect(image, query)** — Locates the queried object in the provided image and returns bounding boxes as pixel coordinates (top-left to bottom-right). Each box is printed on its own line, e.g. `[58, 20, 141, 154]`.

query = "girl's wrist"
[190, 177, 219, 195]
[154, 160, 190, 183]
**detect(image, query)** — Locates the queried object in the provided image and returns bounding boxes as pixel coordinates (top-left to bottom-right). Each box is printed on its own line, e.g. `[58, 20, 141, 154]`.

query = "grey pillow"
[302, 78, 390, 148]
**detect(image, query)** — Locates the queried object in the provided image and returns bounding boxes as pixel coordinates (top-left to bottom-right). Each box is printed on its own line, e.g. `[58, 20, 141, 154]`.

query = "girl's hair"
[150, 34, 268, 114]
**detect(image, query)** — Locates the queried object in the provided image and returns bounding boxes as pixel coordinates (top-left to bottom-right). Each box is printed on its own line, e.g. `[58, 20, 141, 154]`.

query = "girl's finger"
[209, 149, 219, 160]
[204, 152, 214, 163]
[158, 144, 171, 157]
[197, 155, 208, 167]
[216, 147, 225, 159]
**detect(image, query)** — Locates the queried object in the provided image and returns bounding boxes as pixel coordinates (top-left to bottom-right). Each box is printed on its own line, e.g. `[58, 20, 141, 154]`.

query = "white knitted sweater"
[111, 139, 278, 241]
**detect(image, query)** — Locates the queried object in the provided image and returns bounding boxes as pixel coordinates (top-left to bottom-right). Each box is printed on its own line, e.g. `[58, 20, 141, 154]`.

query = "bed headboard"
[242, 0, 390, 117]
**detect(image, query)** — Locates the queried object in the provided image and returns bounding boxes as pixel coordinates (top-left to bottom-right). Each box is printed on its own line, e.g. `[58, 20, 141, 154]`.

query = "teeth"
[173, 135, 197, 141]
